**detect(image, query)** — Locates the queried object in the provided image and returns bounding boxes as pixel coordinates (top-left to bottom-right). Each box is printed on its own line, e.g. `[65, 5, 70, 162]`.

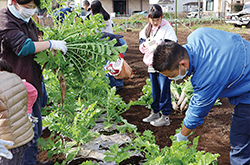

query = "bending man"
[153, 27, 250, 165]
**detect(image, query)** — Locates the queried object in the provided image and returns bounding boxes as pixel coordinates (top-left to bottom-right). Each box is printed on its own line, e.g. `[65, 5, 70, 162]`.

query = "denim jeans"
[24, 97, 42, 165]
[230, 103, 250, 165]
[107, 73, 124, 87]
[105, 38, 127, 88]
[149, 72, 172, 116]
[40, 76, 48, 108]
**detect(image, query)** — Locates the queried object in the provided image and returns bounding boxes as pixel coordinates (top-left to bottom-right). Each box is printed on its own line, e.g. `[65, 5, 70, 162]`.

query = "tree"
[233, 3, 244, 12]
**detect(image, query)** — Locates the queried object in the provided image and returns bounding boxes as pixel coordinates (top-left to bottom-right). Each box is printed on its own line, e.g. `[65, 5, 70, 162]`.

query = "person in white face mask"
[0, 0, 67, 164]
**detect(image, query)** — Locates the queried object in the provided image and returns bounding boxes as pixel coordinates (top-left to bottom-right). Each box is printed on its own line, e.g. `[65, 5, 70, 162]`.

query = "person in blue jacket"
[54, 2, 72, 24]
[152, 27, 250, 165]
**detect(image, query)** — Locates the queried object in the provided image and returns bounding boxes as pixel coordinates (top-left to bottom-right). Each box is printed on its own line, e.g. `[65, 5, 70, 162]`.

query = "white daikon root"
[180, 97, 188, 112]
[177, 91, 186, 106]
[172, 101, 178, 111]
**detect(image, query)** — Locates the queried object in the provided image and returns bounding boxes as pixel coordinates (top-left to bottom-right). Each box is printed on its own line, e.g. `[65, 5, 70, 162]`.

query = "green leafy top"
[35, 2, 127, 79]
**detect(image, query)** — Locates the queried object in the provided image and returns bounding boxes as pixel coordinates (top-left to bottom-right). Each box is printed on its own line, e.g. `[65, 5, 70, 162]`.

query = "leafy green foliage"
[81, 161, 98, 165]
[35, 13, 127, 80]
[104, 87, 131, 124]
[77, 70, 110, 107]
[110, 121, 220, 165]
[42, 101, 99, 145]
[38, 0, 131, 126]
[37, 132, 79, 162]
[104, 143, 131, 164]
[233, 3, 244, 12]
[35, 0, 127, 111]
[42, 69, 61, 105]
[170, 76, 222, 105]
[164, 12, 175, 20]
[116, 119, 137, 134]
[130, 78, 152, 109]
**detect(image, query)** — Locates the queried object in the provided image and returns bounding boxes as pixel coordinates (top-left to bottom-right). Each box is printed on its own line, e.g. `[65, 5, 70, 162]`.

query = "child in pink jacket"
[22, 80, 38, 114]
[139, 4, 177, 127]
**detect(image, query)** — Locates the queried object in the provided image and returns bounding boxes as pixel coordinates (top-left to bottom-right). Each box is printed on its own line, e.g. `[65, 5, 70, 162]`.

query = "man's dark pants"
[230, 103, 250, 165]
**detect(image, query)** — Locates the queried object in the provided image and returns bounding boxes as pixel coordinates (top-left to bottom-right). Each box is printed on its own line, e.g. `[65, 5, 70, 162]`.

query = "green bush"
[164, 12, 175, 19]
[233, 3, 243, 12]
[130, 14, 146, 20]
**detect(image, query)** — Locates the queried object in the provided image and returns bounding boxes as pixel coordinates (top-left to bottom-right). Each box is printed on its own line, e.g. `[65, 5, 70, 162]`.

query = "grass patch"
[188, 23, 250, 33]
[113, 15, 250, 35]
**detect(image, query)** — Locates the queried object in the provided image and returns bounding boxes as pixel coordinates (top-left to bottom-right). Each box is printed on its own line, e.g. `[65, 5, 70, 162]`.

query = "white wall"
[128, 0, 150, 13]
[214, 0, 219, 12]
[74, 0, 83, 8]
[0, 0, 8, 9]
[202, 0, 231, 12]
[101, 0, 150, 14]
[161, 0, 197, 13]
[161, 4, 175, 12]
[101, 0, 114, 13]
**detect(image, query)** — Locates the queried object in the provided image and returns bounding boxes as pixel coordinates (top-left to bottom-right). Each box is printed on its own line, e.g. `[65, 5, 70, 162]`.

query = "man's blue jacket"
[182, 27, 250, 129]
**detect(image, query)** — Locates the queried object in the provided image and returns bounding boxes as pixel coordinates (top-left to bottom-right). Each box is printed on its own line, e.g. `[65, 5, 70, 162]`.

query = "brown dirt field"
[37, 24, 250, 165]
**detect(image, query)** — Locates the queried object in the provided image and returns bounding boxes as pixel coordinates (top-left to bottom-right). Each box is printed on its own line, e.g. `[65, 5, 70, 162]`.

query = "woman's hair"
[145, 4, 163, 38]
[16, 0, 40, 7]
[91, 0, 110, 21]
[0, 58, 13, 73]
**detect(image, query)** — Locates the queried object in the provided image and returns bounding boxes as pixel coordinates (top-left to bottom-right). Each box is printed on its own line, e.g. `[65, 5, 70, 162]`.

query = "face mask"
[17, 4, 36, 19]
[169, 66, 188, 81]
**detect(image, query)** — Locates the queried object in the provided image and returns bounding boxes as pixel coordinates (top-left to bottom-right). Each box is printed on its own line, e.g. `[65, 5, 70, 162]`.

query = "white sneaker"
[142, 110, 160, 122]
[150, 115, 170, 127]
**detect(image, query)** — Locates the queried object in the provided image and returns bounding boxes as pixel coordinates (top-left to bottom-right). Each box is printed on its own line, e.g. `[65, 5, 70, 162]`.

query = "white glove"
[28, 114, 38, 127]
[146, 44, 157, 53]
[49, 40, 67, 55]
[0, 139, 14, 159]
[144, 39, 157, 54]
[174, 132, 188, 142]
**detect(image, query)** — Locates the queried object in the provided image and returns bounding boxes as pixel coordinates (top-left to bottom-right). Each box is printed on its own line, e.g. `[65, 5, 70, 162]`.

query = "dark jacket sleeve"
[2, 30, 28, 56]
[101, 32, 124, 46]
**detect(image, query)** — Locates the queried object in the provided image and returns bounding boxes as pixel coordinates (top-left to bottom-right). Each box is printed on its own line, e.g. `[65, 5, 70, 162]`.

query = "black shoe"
[36, 161, 54, 165]
[116, 86, 124, 92]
